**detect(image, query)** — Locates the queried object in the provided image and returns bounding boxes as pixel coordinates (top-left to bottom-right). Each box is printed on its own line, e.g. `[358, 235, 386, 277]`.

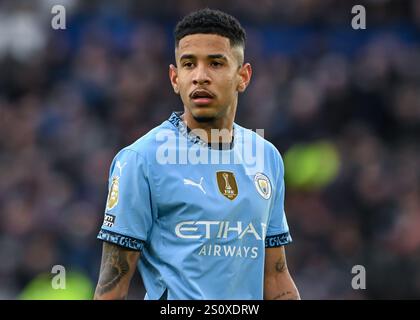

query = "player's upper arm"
[95, 147, 152, 299]
[99, 148, 154, 242]
[94, 242, 140, 300]
[265, 148, 292, 243]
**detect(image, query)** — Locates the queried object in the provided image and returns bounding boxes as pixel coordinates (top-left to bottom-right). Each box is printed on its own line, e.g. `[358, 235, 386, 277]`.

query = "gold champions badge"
[216, 171, 238, 200]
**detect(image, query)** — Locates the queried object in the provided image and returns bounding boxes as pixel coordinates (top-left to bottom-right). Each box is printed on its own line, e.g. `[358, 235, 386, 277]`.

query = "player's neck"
[181, 109, 235, 145]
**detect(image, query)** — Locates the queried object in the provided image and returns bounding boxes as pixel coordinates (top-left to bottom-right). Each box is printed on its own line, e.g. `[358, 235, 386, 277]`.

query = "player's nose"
[192, 63, 211, 85]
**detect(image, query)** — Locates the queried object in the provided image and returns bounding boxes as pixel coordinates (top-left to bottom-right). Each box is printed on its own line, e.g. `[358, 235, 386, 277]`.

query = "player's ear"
[169, 64, 179, 95]
[237, 63, 252, 93]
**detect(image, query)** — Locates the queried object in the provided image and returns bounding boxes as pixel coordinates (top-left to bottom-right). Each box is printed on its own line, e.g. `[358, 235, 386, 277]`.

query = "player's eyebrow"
[179, 54, 228, 61]
[179, 54, 196, 61]
[207, 54, 228, 61]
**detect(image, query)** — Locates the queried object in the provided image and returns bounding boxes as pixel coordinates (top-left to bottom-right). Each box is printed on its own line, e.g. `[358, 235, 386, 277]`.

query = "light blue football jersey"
[97, 111, 292, 300]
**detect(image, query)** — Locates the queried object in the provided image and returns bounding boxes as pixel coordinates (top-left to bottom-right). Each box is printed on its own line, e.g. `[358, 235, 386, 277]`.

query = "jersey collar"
[168, 111, 235, 150]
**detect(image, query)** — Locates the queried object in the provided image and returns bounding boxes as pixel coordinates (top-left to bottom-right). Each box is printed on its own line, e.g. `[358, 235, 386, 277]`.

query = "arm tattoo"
[275, 257, 287, 273]
[272, 291, 293, 300]
[96, 244, 130, 297]
[273, 291, 299, 300]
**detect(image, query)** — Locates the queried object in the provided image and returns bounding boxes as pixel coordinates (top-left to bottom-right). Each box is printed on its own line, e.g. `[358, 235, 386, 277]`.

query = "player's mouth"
[190, 89, 215, 105]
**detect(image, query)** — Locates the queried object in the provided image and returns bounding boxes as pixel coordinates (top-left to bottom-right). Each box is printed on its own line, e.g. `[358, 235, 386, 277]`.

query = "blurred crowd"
[0, 0, 419, 299]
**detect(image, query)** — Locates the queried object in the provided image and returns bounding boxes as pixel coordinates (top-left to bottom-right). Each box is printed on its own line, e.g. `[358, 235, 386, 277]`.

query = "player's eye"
[182, 62, 195, 68]
[210, 61, 223, 68]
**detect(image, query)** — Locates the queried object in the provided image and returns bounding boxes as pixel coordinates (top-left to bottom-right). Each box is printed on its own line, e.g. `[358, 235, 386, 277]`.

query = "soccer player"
[94, 8, 300, 300]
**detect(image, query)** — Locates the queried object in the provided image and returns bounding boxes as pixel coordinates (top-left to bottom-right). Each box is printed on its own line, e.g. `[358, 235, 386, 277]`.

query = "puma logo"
[183, 177, 206, 194]
[116, 161, 127, 176]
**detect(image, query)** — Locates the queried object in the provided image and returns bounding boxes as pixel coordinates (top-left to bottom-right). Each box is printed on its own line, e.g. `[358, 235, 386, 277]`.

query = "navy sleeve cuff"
[265, 232, 292, 248]
[97, 228, 145, 251]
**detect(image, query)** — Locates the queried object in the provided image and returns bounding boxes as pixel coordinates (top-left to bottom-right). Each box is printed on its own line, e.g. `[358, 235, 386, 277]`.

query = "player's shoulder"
[115, 119, 175, 162]
[234, 123, 284, 162]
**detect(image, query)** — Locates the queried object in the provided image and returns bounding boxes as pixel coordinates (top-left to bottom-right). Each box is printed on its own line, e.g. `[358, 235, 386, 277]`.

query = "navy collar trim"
[168, 111, 235, 150]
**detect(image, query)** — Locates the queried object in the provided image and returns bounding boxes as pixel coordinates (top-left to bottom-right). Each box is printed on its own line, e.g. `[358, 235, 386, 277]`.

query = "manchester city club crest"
[254, 173, 272, 200]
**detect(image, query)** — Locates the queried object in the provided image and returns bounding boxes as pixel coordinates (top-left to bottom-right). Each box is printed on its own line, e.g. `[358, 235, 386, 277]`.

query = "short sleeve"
[265, 153, 293, 248]
[97, 148, 153, 251]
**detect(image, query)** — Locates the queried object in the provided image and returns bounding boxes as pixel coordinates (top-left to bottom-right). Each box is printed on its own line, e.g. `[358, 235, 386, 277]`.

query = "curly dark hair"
[174, 8, 246, 48]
